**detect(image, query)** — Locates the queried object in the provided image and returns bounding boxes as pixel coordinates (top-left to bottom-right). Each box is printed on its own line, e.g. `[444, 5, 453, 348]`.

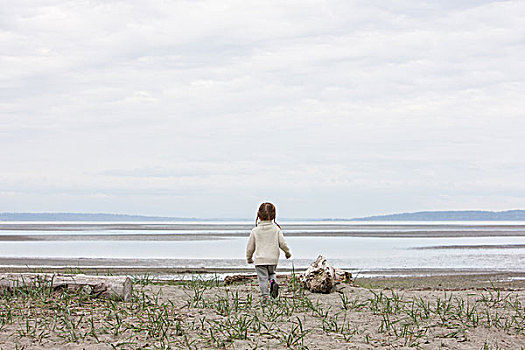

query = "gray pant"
[255, 265, 277, 297]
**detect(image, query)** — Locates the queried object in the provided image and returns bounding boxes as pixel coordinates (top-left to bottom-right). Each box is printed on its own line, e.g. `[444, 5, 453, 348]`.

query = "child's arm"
[246, 232, 255, 264]
[278, 230, 292, 259]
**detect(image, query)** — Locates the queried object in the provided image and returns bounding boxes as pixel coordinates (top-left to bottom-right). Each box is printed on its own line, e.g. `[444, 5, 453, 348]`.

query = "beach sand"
[0, 272, 523, 349]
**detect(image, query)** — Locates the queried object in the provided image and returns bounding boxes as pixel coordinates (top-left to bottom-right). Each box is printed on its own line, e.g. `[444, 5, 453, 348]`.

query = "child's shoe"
[270, 279, 279, 298]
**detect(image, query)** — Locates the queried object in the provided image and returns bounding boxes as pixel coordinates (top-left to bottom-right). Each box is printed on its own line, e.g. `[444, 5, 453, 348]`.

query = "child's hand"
[285, 252, 292, 259]
[247, 258, 254, 264]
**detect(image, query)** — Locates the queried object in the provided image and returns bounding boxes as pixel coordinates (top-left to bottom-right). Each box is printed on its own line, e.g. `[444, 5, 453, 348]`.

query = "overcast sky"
[1, 1, 524, 219]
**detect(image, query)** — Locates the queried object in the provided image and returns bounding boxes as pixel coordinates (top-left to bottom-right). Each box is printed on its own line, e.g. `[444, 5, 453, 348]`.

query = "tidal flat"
[1, 222, 524, 275]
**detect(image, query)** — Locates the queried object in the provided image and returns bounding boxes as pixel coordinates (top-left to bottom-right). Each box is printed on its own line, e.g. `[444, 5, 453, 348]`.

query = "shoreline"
[2, 231, 525, 241]
[2, 222, 525, 234]
[0, 259, 524, 289]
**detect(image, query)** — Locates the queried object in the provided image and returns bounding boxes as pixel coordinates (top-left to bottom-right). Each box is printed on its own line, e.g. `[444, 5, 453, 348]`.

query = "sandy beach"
[0, 272, 523, 349]
[1, 222, 523, 348]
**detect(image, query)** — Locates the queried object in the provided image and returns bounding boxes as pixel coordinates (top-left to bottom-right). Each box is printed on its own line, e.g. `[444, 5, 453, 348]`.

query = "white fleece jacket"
[246, 220, 291, 265]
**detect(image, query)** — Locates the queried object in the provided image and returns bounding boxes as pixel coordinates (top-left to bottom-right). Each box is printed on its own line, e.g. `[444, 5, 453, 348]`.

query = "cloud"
[1, 0, 524, 217]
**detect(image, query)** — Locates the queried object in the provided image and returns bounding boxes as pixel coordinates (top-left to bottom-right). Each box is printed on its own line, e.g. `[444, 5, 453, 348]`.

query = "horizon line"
[1, 209, 524, 221]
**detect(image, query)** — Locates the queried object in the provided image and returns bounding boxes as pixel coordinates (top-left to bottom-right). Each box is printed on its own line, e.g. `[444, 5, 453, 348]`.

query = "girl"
[246, 202, 292, 300]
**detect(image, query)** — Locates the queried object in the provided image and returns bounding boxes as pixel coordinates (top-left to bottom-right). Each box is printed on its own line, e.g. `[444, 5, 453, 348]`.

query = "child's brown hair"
[255, 202, 281, 229]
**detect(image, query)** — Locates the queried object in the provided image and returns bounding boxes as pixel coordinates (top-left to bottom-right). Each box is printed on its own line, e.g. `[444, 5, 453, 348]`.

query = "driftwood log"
[300, 255, 353, 293]
[224, 274, 257, 285]
[300, 255, 336, 293]
[0, 273, 132, 301]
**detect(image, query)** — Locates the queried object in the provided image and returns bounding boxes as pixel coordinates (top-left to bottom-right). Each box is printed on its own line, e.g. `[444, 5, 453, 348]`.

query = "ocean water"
[0, 221, 524, 275]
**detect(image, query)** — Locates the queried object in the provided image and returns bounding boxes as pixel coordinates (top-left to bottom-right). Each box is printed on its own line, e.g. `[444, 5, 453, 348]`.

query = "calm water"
[0, 221, 524, 274]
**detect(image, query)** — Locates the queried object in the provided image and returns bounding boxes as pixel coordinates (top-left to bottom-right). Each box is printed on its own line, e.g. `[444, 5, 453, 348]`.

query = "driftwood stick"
[0, 273, 133, 301]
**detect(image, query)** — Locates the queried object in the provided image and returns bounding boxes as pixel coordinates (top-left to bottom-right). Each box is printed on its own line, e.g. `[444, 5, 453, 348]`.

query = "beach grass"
[0, 271, 524, 349]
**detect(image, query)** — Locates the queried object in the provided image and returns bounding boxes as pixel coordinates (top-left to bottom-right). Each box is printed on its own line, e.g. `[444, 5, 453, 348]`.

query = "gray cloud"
[1, 1, 524, 218]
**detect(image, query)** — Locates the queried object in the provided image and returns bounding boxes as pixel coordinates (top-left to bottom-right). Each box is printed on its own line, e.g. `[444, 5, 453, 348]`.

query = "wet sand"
[1, 221, 525, 240]
[2, 222, 525, 230]
[412, 244, 525, 250]
[1, 223, 523, 279]
[3, 231, 525, 241]
[0, 234, 226, 241]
